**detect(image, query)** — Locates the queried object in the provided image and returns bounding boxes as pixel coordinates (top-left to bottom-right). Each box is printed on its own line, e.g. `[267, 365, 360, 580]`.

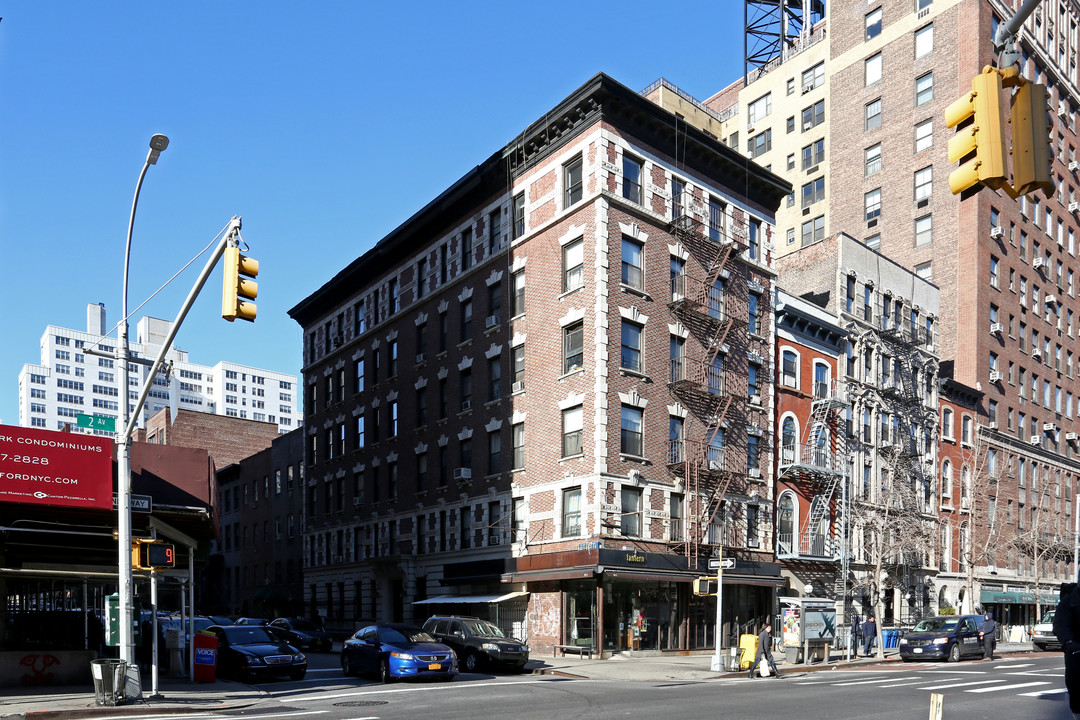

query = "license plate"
[913, 648, 922, 653]
[428, 663, 442, 670]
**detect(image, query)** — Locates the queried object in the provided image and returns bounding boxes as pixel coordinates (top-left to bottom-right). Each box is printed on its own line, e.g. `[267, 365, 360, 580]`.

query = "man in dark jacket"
[1053, 583, 1080, 719]
[979, 613, 997, 660]
[861, 616, 876, 657]
[747, 622, 780, 678]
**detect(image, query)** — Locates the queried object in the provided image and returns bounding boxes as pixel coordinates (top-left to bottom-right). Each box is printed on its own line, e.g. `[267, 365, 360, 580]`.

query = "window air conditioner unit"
[353, 497, 363, 508]
[709, 460, 724, 471]
[961, 497, 971, 509]
[987, 421, 999, 430]
[1030, 434, 1043, 444]
[1070, 202, 1080, 212]
[1067, 432, 1079, 442]
[989, 370, 1003, 382]
[415, 353, 426, 363]
[802, 82, 815, 94]
[989, 323, 1003, 335]
[748, 467, 761, 478]
[1059, 105, 1069, 117]
[489, 534, 501, 546]
[511, 381, 525, 393]
[749, 394, 762, 405]
[1032, 350, 1043, 361]
[1044, 422, 1057, 432]
[461, 400, 472, 411]
[333, 555, 344, 564]
[485, 315, 500, 328]
[746, 124, 755, 134]
[1047, 294, 1058, 305]
[803, 121, 813, 131]
[1034, 257, 1048, 270]
[453, 467, 472, 480]
[1071, 160, 1079, 172]
[990, 226, 1004, 238]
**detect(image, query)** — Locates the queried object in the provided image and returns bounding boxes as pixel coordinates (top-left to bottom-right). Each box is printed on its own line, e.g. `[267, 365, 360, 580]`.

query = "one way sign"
[708, 558, 736, 570]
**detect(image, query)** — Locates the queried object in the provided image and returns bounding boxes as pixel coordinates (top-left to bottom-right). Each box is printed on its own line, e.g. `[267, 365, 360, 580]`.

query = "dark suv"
[422, 616, 528, 672]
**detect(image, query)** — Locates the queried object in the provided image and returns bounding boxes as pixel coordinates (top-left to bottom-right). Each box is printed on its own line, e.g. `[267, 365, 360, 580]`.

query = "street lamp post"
[116, 134, 169, 673]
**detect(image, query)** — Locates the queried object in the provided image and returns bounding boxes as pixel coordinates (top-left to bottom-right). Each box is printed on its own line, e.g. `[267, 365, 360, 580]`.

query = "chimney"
[87, 303, 106, 336]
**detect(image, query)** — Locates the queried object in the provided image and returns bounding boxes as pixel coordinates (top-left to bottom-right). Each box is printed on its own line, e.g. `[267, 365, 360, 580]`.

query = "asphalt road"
[182, 652, 1075, 720]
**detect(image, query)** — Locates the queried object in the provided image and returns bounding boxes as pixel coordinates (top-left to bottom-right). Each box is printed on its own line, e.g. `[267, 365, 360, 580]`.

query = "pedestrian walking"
[979, 613, 997, 660]
[851, 613, 861, 657]
[1053, 583, 1080, 720]
[860, 615, 876, 657]
[747, 622, 780, 679]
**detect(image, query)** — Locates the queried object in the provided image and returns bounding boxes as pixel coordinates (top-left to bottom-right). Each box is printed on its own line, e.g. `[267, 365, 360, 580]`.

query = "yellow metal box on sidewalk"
[738, 633, 759, 669]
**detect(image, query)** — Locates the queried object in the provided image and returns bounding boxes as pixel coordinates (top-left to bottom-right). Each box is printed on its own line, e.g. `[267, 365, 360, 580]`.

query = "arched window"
[941, 407, 954, 440]
[811, 422, 829, 467]
[813, 361, 831, 398]
[780, 348, 799, 388]
[959, 521, 970, 571]
[777, 491, 796, 554]
[781, 415, 797, 464]
[808, 495, 831, 555]
[961, 464, 972, 505]
[941, 459, 953, 498]
[940, 523, 952, 572]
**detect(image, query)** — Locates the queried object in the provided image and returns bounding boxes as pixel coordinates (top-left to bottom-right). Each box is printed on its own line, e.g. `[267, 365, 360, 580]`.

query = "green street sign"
[76, 414, 116, 432]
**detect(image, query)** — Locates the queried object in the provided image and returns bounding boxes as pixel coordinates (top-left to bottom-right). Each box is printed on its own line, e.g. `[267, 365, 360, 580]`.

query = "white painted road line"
[830, 676, 894, 686]
[918, 679, 1004, 690]
[995, 663, 1034, 669]
[877, 680, 933, 688]
[966, 681, 1051, 693]
[1019, 687, 1068, 697]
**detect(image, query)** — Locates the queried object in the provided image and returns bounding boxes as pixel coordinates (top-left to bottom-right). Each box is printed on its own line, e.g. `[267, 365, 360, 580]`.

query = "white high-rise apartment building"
[18, 302, 301, 436]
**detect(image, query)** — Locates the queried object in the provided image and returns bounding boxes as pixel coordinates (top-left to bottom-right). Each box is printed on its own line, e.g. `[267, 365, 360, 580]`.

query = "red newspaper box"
[192, 631, 218, 682]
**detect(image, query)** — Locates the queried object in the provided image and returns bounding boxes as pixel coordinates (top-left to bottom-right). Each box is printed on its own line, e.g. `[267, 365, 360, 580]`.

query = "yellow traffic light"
[1011, 81, 1054, 198]
[131, 540, 176, 570]
[945, 69, 1008, 195]
[221, 245, 259, 322]
[693, 576, 719, 596]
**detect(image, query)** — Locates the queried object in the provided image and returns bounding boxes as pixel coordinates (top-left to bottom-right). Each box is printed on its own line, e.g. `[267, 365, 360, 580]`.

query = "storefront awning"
[980, 589, 1059, 605]
[502, 568, 597, 583]
[412, 591, 529, 605]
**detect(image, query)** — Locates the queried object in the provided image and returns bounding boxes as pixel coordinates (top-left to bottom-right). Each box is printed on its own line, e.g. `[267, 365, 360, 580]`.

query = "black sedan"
[269, 617, 334, 652]
[898, 614, 986, 662]
[204, 625, 307, 682]
[342, 624, 457, 682]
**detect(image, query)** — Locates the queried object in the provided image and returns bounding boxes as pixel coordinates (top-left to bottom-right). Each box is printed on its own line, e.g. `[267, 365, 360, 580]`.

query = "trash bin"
[90, 658, 127, 706]
[738, 633, 759, 669]
[192, 631, 218, 683]
[723, 647, 741, 672]
[784, 645, 802, 664]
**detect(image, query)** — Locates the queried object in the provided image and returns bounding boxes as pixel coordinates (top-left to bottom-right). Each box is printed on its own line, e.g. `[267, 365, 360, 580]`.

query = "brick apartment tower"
[289, 73, 790, 653]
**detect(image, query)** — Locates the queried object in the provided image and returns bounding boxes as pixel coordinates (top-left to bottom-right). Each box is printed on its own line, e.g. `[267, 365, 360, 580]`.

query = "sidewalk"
[0, 642, 1038, 719]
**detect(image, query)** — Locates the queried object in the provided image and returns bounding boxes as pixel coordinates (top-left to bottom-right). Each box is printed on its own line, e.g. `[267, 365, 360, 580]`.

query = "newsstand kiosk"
[779, 597, 837, 664]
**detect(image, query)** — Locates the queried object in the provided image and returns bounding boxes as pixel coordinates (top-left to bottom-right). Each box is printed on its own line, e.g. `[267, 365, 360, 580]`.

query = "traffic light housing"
[132, 540, 176, 570]
[945, 69, 1008, 195]
[693, 576, 719, 596]
[222, 245, 259, 322]
[1011, 80, 1054, 198]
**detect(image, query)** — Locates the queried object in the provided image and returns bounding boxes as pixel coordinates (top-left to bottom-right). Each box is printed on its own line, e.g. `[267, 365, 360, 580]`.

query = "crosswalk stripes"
[918, 679, 1002, 690]
[1018, 687, 1068, 697]
[965, 681, 1052, 693]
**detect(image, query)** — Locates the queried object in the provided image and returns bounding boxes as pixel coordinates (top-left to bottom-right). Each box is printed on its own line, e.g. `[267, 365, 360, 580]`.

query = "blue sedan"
[342, 624, 457, 682]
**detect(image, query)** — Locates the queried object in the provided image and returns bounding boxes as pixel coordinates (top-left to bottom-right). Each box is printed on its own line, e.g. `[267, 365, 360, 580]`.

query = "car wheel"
[342, 654, 356, 677]
[901, 657, 912, 663]
[947, 643, 961, 663]
[1034, 643, 1047, 652]
[380, 658, 394, 684]
[463, 651, 481, 673]
[290, 669, 306, 681]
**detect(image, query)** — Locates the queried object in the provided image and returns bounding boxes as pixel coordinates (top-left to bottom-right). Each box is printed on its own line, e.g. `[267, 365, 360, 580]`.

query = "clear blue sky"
[0, 1, 746, 425]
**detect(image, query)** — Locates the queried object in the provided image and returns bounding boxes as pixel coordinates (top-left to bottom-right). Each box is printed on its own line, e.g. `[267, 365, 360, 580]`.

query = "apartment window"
[488, 355, 501, 400]
[865, 189, 882, 220]
[801, 216, 824, 246]
[622, 154, 643, 204]
[487, 430, 501, 474]
[802, 177, 825, 207]
[787, 153, 795, 171]
[488, 208, 501, 252]
[708, 198, 725, 241]
[563, 320, 584, 374]
[562, 406, 583, 457]
[460, 298, 473, 341]
[915, 72, 934, 105]
[801, 61, 824, 91]
[781, 349, 798, 387]
[416, 387, 427, 426]
[747, 92, 772, 124]
[621, 320, 644, 373]
[748, 129, 771, 158]
[563, 238, 584, 292]
[671, 177, 685, 220]
[865, 53, 882, 86]
[621, 405, 644, 457]
[865, 144, 882, 176]
[915, 166, 933, 201]
[511, 270, 525, 317]
[865, 98, 882, 131]
[748, 293, 761, 335]
[865, 7, 882, 40]
[460, 368, 472, 411]
[621, 486, 643, 537]
[512, 193, 525, 239]
[801, 139, 824, 169]
[622, 236, 644, 290]
[562, 487, 582, 537]
[990, 256, 999, 287]
[461, 228, 473, 271]
[915, 119, 933, 152]
[511, 344, 525, 388]
[564, 154, 583, 207]
[511, 422, 525, 470]
[802, 100, 825, 130]
[915, 23, 934, 58]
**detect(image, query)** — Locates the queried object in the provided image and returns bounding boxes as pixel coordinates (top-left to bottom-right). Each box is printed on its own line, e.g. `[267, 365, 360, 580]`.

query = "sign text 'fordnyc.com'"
[0, 424, 113, 509]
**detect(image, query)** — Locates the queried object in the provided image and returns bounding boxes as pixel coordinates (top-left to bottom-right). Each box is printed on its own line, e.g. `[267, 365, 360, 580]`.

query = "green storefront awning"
[980, 590, 1059, 605]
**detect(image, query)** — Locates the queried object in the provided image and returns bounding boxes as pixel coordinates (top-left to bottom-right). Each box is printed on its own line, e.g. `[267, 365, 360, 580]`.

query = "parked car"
[898, 614, 986, 662]
[269, 617, 334, 652]
[1033, 610, 1061, 651]
[422, 616, 529, 672]
[235, 617, 269, 626]
[341, 623, 457, 683]
[204, 625, 307, 682]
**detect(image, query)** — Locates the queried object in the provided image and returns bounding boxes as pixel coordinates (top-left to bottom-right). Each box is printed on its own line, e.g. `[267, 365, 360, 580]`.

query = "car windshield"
[378, 626, 435, 644]
[1040, 610, 1056, 624]
[912, 617, 959, 633]
[464, 620, 505, 637]
[223, 626, 277, 645]
[291, 620, 321, 632]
